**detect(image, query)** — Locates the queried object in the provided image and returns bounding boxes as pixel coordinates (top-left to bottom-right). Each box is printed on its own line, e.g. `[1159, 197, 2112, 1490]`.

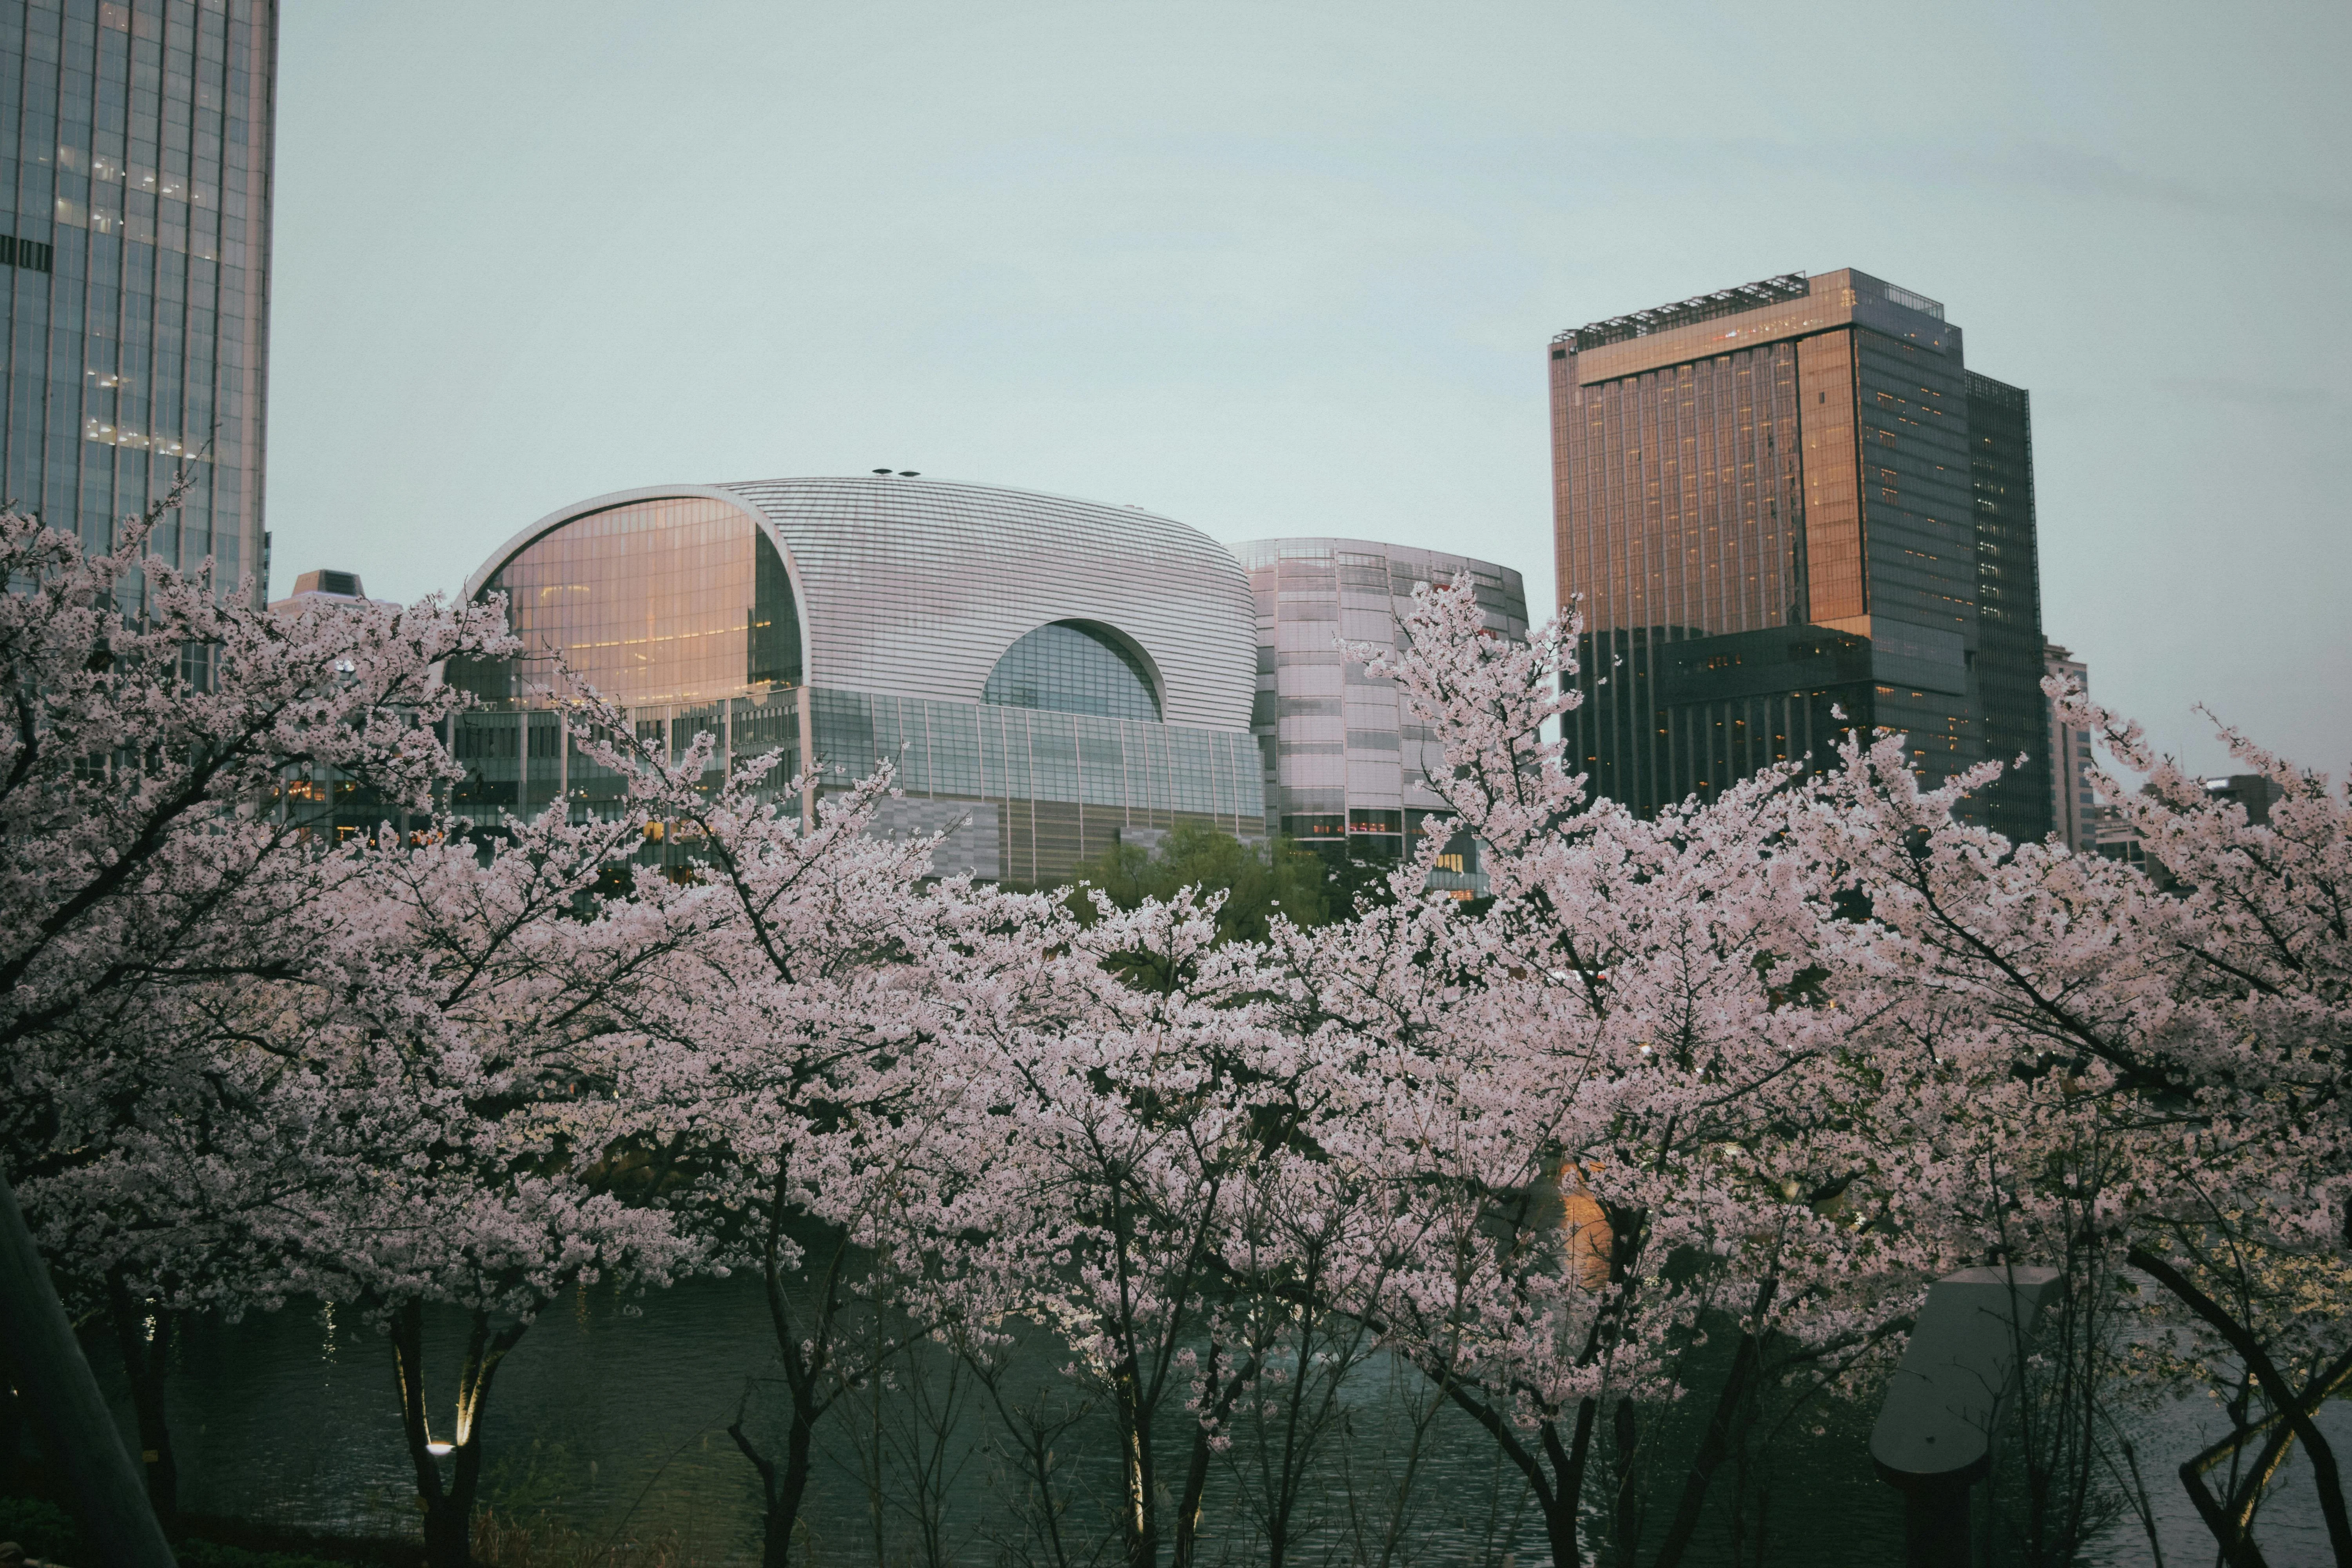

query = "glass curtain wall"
[982, 620, 1161, 721]
[4, 0, 274, 602]
[443, 686, 1262, 887]
[1241, 537, 1525, 891]
[455, 494, 803, 709]
[1967, 372, 2053, 844]
[1552, 275, 2013, 819]
[1552, 338, 1810, 811]
[446, 492, 1263, 884]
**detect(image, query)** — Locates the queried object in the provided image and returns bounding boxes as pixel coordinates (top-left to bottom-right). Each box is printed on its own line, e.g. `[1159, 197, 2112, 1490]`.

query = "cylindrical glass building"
[1236, 537, 1529, 895]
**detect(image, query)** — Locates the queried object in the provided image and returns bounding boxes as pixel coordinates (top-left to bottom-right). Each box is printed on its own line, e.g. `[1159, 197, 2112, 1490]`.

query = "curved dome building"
[448, 476, 1265, 884]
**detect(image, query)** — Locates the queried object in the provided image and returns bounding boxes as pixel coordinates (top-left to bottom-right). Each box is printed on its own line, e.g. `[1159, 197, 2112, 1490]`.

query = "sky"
[265, 0, 2351, 775]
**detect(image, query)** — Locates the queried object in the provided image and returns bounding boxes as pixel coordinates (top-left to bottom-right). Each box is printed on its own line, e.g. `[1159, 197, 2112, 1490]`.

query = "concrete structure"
[449, 476, 1266, 885]
[4, 0, 276, 601]
[1549, 269, 2052, 843]
[1237, 537, 1527, 897]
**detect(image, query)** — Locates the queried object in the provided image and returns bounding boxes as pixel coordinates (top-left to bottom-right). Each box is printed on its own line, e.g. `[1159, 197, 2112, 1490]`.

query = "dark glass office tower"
[1549, 269, 2052, 842]
[4, 0, 275, 604]
[1963, 371, 2049, 845]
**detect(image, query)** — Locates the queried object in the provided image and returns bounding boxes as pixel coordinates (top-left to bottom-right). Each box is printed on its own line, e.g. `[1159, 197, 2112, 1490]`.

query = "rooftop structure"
[269, 567, 389, 613]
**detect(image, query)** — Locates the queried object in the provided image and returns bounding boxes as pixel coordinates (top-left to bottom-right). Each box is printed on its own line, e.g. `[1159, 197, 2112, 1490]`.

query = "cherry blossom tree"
[1303, 583, 1981, 1568]
[15, 485, 2341, 1568]
[919, 887, 1312, 1568]
[579, 709, 1053, 1568]
[1798, 685, 2352, 1566]
[270, 795, 737, 1568]
[0, 494, 508, 1560]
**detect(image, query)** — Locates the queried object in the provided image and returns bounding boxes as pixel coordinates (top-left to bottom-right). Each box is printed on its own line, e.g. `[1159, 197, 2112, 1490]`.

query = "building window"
[984, 621, 1161, 722]
[0, 236, 53, 272]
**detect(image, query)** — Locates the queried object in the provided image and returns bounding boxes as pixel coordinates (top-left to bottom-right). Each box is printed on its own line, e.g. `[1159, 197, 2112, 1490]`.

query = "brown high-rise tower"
[1547, 268, 2050, 843]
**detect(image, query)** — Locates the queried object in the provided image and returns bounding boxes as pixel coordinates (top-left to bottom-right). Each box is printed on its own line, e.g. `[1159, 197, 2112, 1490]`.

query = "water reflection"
[83, 1274, 2340, 1564]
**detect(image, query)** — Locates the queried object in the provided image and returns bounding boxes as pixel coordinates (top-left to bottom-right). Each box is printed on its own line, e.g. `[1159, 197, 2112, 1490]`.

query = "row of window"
[0, 234, 53, 271]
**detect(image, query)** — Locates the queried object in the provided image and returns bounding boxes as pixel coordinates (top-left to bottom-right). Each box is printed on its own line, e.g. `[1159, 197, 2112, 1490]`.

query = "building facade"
[2044, 642, 2095, 854]
[1964, 371, 2049, 844]
[1236, 537, 1527, 894]
[4, 0, 274, 601]
[448, 477, 1266, 885]
[1549, 269, 2052, 842]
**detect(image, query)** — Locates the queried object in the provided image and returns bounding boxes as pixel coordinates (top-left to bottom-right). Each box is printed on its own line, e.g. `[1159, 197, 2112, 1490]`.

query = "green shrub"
[0, 1498, 83, 1560]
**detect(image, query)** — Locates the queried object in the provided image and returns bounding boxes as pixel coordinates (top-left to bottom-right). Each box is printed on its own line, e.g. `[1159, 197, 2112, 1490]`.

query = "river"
[83, 1275, 2344, 1565]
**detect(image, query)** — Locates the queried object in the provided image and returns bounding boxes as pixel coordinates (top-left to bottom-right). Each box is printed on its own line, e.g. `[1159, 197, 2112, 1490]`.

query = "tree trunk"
[1550, 1397, 1599, 1568]
[1610, 1396, 1643, 1560]
[737, 1167, 835, 1568]
[2130, 1246, 2352, 1568]
[1542, 1495, 1584, 1568]
[1649, 1282, 1778, 1568]
[0, 1171, 175, 1567]
[1435, 1374, 1593, 1568]
[1114, 1376, 1162, 1568]
[391, 1298, 532, 1568]
[106, 1270, 178, 1523]
[1172, 1343, 1259, 1568]
[1172, 1421, 1213, 1568]
[731, 1406, 815, 1568]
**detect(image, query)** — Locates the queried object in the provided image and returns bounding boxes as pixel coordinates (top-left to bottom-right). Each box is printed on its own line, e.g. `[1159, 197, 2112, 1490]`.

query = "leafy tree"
[1065, 824, 1329, 942]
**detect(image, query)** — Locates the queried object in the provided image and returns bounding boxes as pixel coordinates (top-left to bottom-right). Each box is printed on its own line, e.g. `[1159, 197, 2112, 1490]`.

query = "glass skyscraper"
[1549, 268, 2052, 844]
[4, 0, 274, 603]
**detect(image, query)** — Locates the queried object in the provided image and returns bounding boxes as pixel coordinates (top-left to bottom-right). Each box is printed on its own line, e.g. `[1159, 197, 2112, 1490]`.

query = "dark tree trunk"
[1172, 1420, 1213, 1568]
[731, 1405, 815, 1568]
[1114, 1372, 1162, 1568]
[1435, 1375, 1594, 1568]
[1648, 1280, 1779, 1568]
[1172, 1343, 1261, 1568]
[106, 1270, 178, 1523]
[1610, 1396, 1644, 1560]
[2130, 1246, 2352, 1568]
[733, 1167, 843, 1568]
[390, 1298, 531, 1568]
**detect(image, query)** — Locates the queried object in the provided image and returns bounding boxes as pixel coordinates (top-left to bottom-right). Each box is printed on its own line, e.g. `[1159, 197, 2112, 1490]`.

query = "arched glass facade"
[455, 494, 801, 708]
[984, 621, 1161, 722]
[447, 478, 1267, 886]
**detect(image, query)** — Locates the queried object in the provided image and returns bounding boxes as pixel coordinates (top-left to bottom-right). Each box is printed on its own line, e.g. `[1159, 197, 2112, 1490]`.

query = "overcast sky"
[266, 0, 2350, 774]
